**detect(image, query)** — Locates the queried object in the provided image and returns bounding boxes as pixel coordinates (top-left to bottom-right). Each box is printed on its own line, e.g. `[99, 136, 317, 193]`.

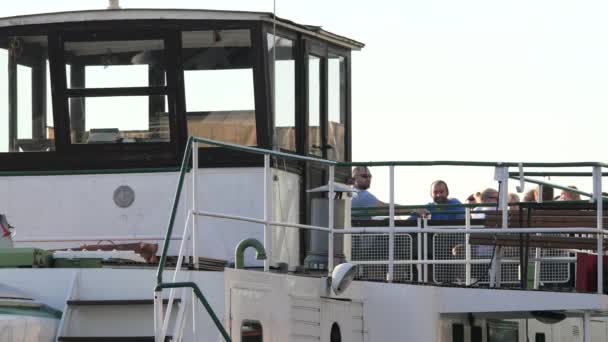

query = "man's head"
[559, 186, 581, 201]
[480, 188, 499, 203]
[430, 180, 450, 204]
[352, 166, 372, 190]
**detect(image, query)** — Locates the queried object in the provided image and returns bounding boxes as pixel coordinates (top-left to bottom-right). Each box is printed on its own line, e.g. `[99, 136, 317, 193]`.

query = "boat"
[0, 2, 606, 342]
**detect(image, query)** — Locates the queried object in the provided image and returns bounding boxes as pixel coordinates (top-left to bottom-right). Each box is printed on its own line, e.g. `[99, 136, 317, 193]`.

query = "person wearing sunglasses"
[351, 166, 384, 208]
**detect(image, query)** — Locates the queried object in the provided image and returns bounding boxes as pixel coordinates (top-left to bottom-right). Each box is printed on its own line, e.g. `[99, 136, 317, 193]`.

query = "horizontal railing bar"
[353, 202, 501, 211]
[351, 257, 576, 265]
[192, 137, 337, 166]
[340, 161, 608, 168]
[337, 227, 608, 234]
[194, 210, 608, 235]
[510, 176, 596, 198]
[193, 210, 331, 232]
[14, 235, 182, 243]
[155, 282, 231, 342]
[353, 200, 603, 213]
[509, 172, 608, 177]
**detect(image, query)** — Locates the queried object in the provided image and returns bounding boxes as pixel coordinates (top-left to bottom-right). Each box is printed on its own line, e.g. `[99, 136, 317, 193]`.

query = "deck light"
[331, 262, 357, 295]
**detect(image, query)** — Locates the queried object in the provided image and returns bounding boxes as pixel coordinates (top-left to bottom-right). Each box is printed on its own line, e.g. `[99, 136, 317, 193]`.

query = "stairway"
[56, 298, 180, 341]
[55, 269, 189, 342]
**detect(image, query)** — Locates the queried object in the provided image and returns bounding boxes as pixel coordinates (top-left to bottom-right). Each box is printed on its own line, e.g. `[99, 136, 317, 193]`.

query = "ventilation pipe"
[108, 0, 121, 9]
[235, 238, 267, 269]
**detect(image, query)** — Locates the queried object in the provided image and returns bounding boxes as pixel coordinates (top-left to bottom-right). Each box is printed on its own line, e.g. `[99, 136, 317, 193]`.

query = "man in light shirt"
[351, 166, 384, 208]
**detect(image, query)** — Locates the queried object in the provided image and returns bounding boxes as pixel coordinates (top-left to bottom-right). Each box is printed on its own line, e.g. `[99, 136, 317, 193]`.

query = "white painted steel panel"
[4, 168, 300, 267]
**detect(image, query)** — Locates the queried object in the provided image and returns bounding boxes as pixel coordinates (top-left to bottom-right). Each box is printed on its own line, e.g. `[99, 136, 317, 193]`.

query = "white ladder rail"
[55, 269, 79, 342]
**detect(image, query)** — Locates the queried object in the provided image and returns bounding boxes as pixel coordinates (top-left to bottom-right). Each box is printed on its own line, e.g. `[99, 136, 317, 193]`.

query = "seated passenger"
[351, 166, 384, 208]
[472, 188, 499, 219]
[508, 192, 520, 209]
[535, 185, 554, 202]
[558, 186, 581, 201]
[425, 180, 465, 220]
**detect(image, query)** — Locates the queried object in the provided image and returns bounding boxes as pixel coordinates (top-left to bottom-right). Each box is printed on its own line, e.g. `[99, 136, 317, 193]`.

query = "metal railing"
[154, 137, 337, 342]
[154, 136, 608, 341]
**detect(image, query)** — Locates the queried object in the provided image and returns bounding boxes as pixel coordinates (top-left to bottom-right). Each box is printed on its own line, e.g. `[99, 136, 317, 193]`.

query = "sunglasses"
[359, 174, 372, 179]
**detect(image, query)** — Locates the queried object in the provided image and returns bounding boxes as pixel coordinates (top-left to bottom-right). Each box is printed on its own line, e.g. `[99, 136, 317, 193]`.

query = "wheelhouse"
[0, 9, 363, 171]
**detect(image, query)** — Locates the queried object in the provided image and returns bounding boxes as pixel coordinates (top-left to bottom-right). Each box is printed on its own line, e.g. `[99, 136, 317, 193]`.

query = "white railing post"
[154, 290, 163, 342]
[593, 166, 603, 294]
[583, 311, 591, 342]
[495, 166, 509, 229]
[192, 141, 199, 270]
[465, 207, 471, 286]
[416, 219, 422, 282]
[387, 165, 395, 282]
[423, 218, 428, 283]
[263, 154, 272, 272]
[533, 247, 541, 289]
[328, 165, 335, 273]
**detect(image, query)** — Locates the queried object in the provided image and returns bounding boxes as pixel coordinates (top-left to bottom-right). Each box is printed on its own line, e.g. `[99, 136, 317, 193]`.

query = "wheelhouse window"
[64, 38, 169, 144]
[327, 54, 346, 161]
[0, 35, 54, 152]
[308, 54, 322, 157]
[182, 29, 256, 146]
[267, 33, 295, 152]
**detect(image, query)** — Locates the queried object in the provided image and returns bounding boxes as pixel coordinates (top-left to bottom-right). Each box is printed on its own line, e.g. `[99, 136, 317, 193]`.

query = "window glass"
[241, 320, 262, 342]
[330, 322, 342, 342]
[16, 65, 32, 140]
[0, 35, 54, 152]
[488, 319, 519, 342]
[64, 38, 169, 144]
[451, 323, 464, 342]
[65, 39, 165, 88]
[182, 30, 256, 146]
[308, 55, 321, 157]
[267, 33, 295, 151]
[69, 95, 168, 144]
[0, 49, 6, 152]
[535, 333, 546, 342]
[328, 54, 346, 161]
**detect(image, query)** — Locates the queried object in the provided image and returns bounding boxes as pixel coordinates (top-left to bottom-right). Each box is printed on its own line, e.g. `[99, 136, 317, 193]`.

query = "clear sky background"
[3, 0, 608, 204]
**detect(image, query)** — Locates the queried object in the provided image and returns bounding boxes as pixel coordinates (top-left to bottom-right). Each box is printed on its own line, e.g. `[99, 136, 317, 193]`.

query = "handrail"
[192, 136, 337, 165]
[341, 161, 608, 168]
[155, 136, 608, 342]
[156, 282, 232, 342]
[509, 175, 599, 198]
[156, 137, 193, 285]
[352, 199, 603, 213]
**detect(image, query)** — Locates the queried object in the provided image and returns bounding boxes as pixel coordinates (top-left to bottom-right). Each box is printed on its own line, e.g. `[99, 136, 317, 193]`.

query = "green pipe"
[0, 167, 180, 178]
[235, 238, 267, 269]
[508, 172, 608, 177]
[156, 136, 193, 286]
[192, 136, 337, 165]
[340, 161, 608, 168]
[155, 282, 232, 342]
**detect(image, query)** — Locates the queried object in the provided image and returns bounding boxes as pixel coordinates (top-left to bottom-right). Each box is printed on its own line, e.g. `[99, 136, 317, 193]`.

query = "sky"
[2, 0, 608, 204]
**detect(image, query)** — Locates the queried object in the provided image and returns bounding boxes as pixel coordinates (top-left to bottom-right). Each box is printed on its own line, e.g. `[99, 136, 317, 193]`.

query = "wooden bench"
[475, 205, 608, 250]
[484, 209, 608, 228]
[469, 233, 607, 251]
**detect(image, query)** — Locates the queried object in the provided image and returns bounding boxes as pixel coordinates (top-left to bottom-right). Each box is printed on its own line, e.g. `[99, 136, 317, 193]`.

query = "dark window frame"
[0, 19, 353, 172]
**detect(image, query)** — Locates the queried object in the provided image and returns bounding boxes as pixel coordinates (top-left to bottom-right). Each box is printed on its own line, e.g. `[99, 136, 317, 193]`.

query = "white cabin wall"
[3, 167, 300, 266]
[363, 282, 441, 341]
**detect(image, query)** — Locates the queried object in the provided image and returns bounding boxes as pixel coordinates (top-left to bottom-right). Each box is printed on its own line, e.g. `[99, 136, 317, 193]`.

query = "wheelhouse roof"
[0, 8, 364, 50]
